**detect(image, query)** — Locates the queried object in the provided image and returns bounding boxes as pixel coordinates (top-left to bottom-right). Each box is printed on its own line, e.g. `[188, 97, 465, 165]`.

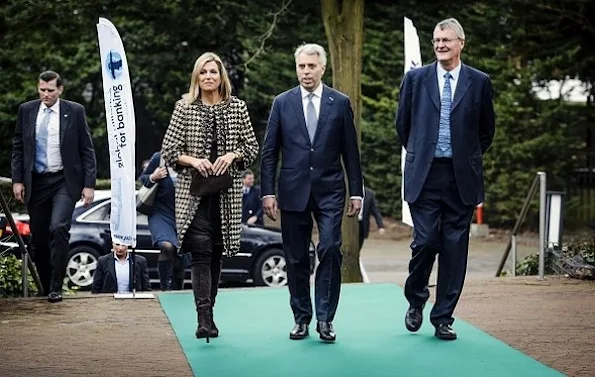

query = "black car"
[4, 191, 315, 290]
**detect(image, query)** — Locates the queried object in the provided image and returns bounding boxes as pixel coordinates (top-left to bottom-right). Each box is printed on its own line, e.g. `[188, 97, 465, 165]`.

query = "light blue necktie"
[435, 72, 452, 158]
[306, 92, 317, 143]
[35, 107, 52, 173]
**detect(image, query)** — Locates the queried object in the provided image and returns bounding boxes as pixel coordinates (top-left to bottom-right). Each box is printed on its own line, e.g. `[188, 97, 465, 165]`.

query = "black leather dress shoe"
[405, 306, 423, 332]
[434, 323, 457, 340]
[289, 323, 309, 340]
[316, 321, 336, 342]
[48, 292, 63, 303]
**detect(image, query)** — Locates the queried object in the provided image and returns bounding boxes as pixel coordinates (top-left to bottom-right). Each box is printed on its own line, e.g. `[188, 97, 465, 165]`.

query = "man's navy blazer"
[242, 185, 264, 225]
[260, 84, 363, 211]
[11, 99, 96, 203]
[361, 187, 384, 239]
[395, 62, 496, 206]
[91, 254, 151, 294]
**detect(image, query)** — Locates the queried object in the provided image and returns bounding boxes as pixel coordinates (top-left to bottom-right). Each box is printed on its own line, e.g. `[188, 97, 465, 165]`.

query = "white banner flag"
[97, 18, 137, 247]
[401, 17, 423, 227]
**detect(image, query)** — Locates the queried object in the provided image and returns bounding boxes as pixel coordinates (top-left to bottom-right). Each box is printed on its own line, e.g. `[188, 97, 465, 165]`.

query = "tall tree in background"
[321, 0, 365, 282]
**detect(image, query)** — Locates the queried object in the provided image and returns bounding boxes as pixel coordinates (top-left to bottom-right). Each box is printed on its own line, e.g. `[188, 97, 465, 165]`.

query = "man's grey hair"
[435, 18, 465, 40]
[294, 43, 327, 66]
[242, 168, 254, 179]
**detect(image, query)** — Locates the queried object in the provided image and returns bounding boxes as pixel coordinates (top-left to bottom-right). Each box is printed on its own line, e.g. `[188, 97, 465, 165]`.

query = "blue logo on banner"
[106, 50, 123, 80]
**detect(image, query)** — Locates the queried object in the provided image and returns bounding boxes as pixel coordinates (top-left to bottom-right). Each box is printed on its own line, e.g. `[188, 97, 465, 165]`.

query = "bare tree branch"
[243, 0, 293, 72]
[533, 2, 595, 35]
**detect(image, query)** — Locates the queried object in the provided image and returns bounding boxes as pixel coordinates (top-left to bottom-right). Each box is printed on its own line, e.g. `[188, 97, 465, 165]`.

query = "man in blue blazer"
[396, 18, 495, 340]
[261, 43, 363, 342]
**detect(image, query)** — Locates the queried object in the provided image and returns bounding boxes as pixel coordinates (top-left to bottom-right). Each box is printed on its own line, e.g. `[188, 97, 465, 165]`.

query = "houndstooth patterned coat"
[161, 97, 259, 256]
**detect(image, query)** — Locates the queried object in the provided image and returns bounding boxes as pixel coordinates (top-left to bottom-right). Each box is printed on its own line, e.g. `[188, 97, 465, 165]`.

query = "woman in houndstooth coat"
[161, 52, 259, 341]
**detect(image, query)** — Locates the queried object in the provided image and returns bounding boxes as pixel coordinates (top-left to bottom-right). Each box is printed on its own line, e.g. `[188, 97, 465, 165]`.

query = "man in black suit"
[241, 169, 264, 225]
[92, 243, 151, 294]
[11, 71, 97, 302]
[396, 18, 495, 340]
[359, 187, 385, 251]
[261, 43, 363, 342]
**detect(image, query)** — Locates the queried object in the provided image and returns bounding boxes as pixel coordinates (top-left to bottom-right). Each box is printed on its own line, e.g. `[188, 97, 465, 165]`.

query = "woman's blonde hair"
[182, 52, 232, 105]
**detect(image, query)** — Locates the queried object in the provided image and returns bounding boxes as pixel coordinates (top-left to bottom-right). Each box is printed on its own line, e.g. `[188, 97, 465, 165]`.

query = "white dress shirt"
[167, 167, 178, 185]
[114, 254, 130, 293]
[436, 63, 461, 100]
[300, 83, 323, 121]
[36, 99, 63, 172]
[358, 182, 366, 221]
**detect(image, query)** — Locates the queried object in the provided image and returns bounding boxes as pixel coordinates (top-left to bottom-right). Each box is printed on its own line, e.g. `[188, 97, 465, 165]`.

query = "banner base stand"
[114, 292, 154, 299]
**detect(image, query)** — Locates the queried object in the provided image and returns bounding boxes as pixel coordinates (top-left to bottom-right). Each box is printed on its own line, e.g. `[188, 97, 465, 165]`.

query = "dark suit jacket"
[361, 188, 384, 239]
[395, 62, 496, 206]
[91, 253, 151, 294]
[11, 99, 97, 203]
[242, 185, 264, 225]
[261, 84, 363, 211]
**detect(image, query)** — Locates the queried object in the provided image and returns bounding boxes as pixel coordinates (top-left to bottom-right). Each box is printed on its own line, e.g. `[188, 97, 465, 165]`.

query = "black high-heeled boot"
[209, 258, 222, 338]
[171, 254, 187, 290]
[191, 265, 213, 343]
[158, 242, 177, 291]
[196, 307, 214, 343]
[158, 260, 173, 291]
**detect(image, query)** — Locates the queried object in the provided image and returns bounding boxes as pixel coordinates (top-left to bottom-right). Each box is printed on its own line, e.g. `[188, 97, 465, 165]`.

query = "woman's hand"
[150, 167, 168, 182]
[212, 152, 236, 176]
[191, 158, 213, 177]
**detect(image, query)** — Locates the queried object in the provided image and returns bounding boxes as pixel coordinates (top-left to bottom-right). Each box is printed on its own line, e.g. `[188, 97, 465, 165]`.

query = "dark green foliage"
[0, 183, 26, 214]
[515, 238, 595, 278]
[515, 253, 540, 276]
[564, 239, 595, 266]
[0, 254, 37, 297]
[0, 0, 592, 228]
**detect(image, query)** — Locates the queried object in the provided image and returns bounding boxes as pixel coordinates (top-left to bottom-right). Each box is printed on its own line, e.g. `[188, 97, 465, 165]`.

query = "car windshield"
[80, 200, 148, 226]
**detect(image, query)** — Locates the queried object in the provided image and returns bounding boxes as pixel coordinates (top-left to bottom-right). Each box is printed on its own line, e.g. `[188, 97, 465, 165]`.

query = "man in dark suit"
[241, 169, 264, 225]
[91, 243, 151, 294]
[11, 71, 97, 302]
[359, 187, 385, 251]
[395, 18, 495, 340]
[261, 43, 363, 342]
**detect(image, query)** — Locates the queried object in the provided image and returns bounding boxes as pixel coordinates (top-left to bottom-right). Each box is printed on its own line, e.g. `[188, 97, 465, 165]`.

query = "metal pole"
[495, 174, 540, 276]
[511, 234, 517, 277]
[0, 189, 42, 296]
[538, 172, 546, 280]
[21, 252, 28, 297]
[131, 248, 136, 298]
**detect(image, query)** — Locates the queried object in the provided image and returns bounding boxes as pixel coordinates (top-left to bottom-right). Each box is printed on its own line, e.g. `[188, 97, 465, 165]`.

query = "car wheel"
[253, 248, 287, 287]
[66, 246, 100, 290]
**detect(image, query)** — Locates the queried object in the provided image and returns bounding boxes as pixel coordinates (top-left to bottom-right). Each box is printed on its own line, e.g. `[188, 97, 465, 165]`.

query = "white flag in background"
[401, 17, 423, 227]
[97, 18, 137, 247]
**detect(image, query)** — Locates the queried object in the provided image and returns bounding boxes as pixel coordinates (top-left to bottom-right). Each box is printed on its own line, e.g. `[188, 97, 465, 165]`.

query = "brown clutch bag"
[190, 171, 233, 196]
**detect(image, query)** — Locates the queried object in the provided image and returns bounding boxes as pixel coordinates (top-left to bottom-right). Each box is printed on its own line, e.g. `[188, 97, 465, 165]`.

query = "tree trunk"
[321, 0, 365, 283]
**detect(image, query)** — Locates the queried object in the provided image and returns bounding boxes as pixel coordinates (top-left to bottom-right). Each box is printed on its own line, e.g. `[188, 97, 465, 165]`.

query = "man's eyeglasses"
[431, 38, 462, 45]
